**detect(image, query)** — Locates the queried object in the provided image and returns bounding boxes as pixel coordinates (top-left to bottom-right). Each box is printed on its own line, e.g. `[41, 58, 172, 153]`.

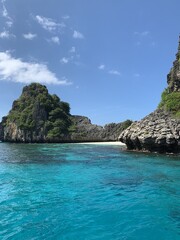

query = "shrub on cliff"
[158, 88, 180, 118]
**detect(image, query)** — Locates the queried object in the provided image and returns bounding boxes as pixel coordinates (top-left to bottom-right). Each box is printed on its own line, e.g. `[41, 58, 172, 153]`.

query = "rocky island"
[119, 36, 180, 153]
[1, 37, 179, 153]
[0, 83, 132, 143]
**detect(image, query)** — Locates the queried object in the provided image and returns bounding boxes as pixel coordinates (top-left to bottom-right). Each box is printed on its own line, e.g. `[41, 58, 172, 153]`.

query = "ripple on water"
[0, 143, 179, 240]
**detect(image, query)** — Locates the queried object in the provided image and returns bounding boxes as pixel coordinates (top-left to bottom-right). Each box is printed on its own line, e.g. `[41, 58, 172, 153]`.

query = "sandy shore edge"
[76, 141, 126, 146]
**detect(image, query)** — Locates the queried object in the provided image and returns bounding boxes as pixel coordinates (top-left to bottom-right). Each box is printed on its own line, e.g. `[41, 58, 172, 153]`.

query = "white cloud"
[0, 30, 15, 39]
[51, 36, 60, 44]
[73, 30, 84, 39]
[6, 21, 13, 27]
[2, 4, 8, 17]
[23, 33, 37, 40]
[98, 64, 105, 70]
[60, 57, 69, 64]
[35, 15, 65, 32]
[1, 1, 13, 27]
[108, 70, 121, 76]
[0, 30, 10, 38]
[0, 51, 72, 85]
[69, 46, 76, 53]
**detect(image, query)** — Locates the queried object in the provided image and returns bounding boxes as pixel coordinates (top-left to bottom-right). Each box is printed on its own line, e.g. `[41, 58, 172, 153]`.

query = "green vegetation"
[158, 88, 180, 118]
[6, 83, 71, 140]
[120, 120, 132, 129]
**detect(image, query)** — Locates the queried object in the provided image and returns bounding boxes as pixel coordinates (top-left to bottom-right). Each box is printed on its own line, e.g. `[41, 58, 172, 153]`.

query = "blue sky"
[0, 0, 180, 125]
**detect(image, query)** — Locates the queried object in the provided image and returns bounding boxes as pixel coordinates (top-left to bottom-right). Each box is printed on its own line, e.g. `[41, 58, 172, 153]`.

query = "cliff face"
[0, 117, 6, 141]
[70, 116, 132, 142]
[0, 122, 4, 141]
[119, 110, 180, 153]
[1, 83, 71, 143]
[167, 36, 180, 92]
[119, 36, 180, 153]
[69, 115, 104, 142]
[0, 83, 131, 143]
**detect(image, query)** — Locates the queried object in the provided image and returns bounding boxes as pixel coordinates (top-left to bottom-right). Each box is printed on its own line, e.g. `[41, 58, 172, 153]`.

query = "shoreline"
[76, 141, 126, 146]
[0, 140, 126, 146]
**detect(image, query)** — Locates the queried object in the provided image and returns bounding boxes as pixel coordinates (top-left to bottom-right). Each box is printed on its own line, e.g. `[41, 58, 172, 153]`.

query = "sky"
[0, 0, 180, 125]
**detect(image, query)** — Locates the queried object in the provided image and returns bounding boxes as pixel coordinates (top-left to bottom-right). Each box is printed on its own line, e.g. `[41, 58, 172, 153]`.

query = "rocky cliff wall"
[119, 36, 180, 153]
[69, 116, 132, 142]
[119, 110, 180, 153]
[1, 115, 131, 143]
[0, 123, 3, 141]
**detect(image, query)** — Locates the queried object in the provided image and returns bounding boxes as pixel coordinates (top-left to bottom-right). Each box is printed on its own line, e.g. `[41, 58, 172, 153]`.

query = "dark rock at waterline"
[119, 109, 180, 153]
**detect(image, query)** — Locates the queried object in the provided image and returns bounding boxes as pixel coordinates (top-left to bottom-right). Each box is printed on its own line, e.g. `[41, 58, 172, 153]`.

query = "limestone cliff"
[0, 83, 131, 143]
[119, 36, 180, 153]
[0, 83, 71, 142]
[69, 115, 104, 142]
[167, 36, 180, 92]
[119, 110, 180, 153]
[69, 116, 132, 142]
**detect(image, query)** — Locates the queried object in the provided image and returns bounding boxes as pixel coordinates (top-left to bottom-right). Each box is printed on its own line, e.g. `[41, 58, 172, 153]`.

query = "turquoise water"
[0, 143, 179, 240]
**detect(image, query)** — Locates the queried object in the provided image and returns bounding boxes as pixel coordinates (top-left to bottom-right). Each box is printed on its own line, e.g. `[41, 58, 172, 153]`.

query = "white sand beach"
[77, 141, 126, 146]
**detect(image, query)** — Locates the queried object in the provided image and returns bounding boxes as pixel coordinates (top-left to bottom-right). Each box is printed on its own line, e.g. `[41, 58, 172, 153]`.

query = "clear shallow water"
[0, 143, 179, 240]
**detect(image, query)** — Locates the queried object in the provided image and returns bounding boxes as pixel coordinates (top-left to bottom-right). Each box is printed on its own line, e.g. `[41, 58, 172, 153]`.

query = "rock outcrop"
[119, 109, 180, 153]
[119, 36, 180, 153]
[69, 115, 104, 142]
[103, 121, 133, 141]
[70, 116, 132, 142]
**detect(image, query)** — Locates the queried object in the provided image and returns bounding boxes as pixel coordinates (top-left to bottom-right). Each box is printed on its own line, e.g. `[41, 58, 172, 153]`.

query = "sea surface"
[0, 143, 179, 240]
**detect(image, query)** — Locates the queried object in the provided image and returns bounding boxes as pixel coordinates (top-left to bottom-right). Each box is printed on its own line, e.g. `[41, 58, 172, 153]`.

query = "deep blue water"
[0, 143, 179, 240]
